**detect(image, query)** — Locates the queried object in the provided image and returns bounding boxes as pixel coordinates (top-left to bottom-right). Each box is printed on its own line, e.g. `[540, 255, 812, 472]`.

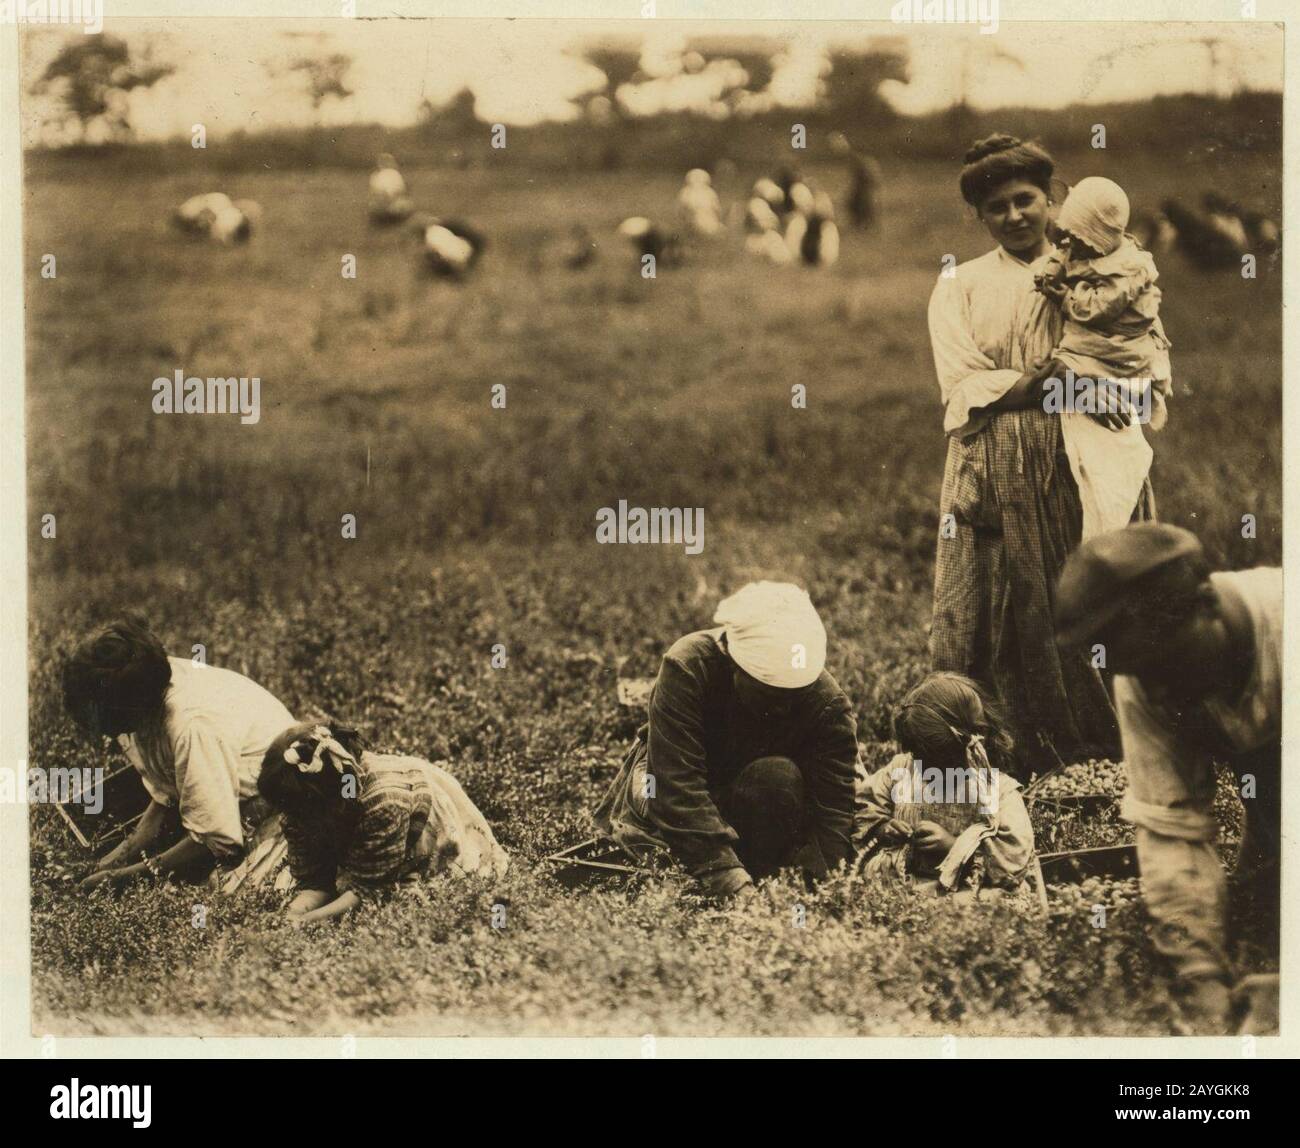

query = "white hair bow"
[282, 725, 356, 775]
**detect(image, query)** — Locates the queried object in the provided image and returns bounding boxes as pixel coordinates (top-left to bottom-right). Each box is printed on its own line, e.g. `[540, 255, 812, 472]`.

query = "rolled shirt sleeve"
[172, 718, 250, 861]
[852, 754, 908, 848]
[981, 780, 1035, 886]
[117, 732, 175, 808]
[928, 273, 1023, 439]
[137, 770, 174, 809]
[644, 655, 745, 883]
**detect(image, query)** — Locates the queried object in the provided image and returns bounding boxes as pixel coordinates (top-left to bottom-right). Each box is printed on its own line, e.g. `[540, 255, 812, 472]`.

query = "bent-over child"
[258, 722, 508, 924]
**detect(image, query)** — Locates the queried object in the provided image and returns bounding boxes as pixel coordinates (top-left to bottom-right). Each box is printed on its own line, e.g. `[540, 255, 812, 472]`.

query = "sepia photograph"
[4, 1, 1288, 1053]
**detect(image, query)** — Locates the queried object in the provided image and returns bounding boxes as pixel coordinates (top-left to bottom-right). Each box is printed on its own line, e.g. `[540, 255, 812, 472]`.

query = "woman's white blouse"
[926, 244, 1062, 436]
[118, 658, 294, 854]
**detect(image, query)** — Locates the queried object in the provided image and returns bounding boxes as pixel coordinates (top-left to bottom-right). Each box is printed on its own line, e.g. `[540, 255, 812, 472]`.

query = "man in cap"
[593, 582, 859, 898]
[1055, 523, 1281, 1031]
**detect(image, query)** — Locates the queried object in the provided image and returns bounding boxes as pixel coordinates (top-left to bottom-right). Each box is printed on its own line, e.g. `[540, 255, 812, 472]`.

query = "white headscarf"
[713, 581, 827, 689]
[1056, 176, 1130, 257]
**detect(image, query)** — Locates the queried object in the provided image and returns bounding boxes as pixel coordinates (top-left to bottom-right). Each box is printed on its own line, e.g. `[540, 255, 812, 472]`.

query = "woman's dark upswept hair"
[893, 672, 1015, 772]
[959, 132, 1055, 207]
[61, 613, 171, 739]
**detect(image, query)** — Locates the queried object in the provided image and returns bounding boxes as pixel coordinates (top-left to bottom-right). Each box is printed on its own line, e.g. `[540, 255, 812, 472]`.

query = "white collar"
[995, 242, 1057, 271]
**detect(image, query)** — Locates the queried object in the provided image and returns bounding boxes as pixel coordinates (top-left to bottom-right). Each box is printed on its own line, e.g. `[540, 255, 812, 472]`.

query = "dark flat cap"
[1054, 523, 1204, 646]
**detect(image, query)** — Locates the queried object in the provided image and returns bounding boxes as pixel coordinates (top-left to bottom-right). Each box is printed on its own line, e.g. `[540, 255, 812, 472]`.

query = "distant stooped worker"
[368, 153, 414, 225]
[829, 130, 882, 229]
[744, 178, 793, 265]
[1055, 524, 1281, 1032]
[677, 168, 723, 237]
[784, 189, 840, 268]
[173, 192, 232, 235]
[414, 215, 487, 278]
[172, 192, 261, 246]
[593, 582, 859, 898]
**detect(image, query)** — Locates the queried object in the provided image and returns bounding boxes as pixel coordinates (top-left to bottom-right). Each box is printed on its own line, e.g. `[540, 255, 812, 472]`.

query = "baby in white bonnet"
[1035, 176, 1173, 539]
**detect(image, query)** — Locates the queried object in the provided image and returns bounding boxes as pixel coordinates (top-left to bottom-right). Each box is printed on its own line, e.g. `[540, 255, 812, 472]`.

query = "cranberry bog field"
[23, 144, 1281, 1036]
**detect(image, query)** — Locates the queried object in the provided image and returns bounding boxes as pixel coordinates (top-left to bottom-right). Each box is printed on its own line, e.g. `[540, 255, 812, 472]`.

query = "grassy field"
[24, 140, 1282, 1036]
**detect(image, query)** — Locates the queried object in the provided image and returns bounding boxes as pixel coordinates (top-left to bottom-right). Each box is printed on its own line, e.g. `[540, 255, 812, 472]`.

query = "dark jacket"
[595, 629, 859, 884]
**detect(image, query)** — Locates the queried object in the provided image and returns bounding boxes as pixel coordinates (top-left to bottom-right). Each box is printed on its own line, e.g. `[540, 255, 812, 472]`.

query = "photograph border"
[1, 0, 1295, 1059]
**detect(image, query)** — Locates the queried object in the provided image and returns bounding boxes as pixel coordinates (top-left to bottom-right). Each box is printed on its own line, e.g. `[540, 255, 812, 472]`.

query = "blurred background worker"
[413, 214, 486, 277]
[785, 188, 840, 267]
[1055, 524, 1281, 1034]
[172, 191, 233, 236]
[744, 178, 792, 264]
[172, 192, 259, 245]
[676, 168, 724, 237]
[210, 198, 261, 245]
[829, 130, 883, 229]
[368, 152, 414, 225]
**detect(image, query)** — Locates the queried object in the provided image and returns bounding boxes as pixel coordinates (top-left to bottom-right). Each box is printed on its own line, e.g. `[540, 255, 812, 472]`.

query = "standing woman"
[926, 134, 1152, 771]
[62, 614, 296, 891]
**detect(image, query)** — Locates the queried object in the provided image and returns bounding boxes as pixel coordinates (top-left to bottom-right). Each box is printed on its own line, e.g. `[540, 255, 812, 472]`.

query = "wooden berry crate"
[1025, 791, 1122, 816]
[52, 762, 154, 856]
[1037, 843, 1138, 883]
[1019, 795, 1123, 832]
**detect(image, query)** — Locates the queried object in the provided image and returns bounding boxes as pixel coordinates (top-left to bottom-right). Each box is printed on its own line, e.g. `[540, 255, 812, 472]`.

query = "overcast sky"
[20, 18, 1283, 146]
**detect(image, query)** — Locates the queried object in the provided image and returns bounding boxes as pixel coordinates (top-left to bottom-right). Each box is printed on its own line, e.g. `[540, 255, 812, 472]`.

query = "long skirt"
[929, 408, 1153, 773]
